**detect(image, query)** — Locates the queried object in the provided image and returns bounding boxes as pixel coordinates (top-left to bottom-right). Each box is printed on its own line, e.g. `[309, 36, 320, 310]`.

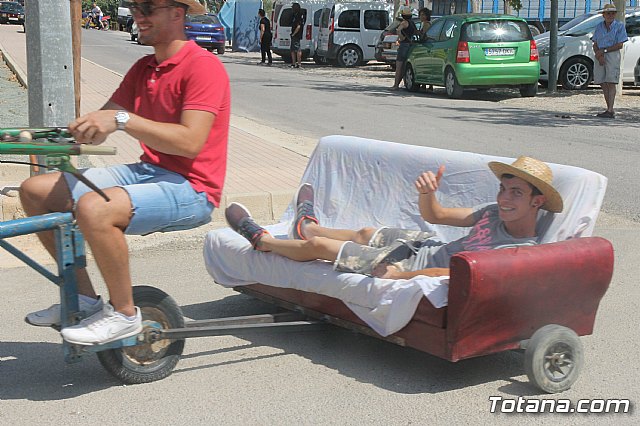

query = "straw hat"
[602, 4, 617, 13]
[488, 156, 563, 213]
[398, 6, 412, 16]
[174, 0, 206, 15]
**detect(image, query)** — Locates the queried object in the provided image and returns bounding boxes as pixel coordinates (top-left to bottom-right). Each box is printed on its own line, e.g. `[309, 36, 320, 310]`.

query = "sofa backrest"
[280, 136, 608, 244]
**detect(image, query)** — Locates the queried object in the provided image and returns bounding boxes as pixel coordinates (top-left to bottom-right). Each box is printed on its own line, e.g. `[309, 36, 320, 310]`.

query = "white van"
[117, 0, 131, 31]
[316, 1, 393, 67]
[272, 1, 326, 63]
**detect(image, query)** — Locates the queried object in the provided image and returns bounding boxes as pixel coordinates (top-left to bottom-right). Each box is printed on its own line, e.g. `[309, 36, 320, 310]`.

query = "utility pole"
[614, 0, 625, 96]
[24, 2, 76, 129]
[548, 0, 558, 92]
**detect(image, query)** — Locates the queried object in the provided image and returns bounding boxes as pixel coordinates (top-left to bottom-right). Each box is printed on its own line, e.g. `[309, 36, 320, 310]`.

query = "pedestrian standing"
[591, 4, 628, 118]
[392, 6, 418, 90]
[258, 9, 273, 65]
[290, 2, 304, 68]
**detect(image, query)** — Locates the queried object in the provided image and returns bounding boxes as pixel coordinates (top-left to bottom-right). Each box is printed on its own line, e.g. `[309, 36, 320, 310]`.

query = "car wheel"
[445, 68, 464, 99]
[217, 47, 225, 55]
[404, 64, 419, 92]
[336, 45, 362, 68]
[560, 57, 592, 90]
[520, 83, 538, 97]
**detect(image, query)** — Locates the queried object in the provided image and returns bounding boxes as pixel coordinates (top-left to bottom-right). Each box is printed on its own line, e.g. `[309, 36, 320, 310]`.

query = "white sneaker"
[25, 296, 104, 327]
[60, 303, 142, 346]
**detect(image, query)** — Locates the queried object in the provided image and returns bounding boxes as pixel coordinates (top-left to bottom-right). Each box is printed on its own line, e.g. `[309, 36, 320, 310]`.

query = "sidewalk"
[0, 26, 310, 225]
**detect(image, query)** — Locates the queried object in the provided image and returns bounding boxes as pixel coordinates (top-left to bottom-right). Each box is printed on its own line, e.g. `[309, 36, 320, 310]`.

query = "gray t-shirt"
[411, 203, 538, 270]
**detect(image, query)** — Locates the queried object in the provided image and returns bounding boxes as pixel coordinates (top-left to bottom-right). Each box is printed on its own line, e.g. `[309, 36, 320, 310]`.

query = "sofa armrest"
[444, 237, 614, 361]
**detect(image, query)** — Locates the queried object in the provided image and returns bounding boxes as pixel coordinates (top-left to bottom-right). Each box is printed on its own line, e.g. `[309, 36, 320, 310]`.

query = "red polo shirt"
[110, 41, 230, 206]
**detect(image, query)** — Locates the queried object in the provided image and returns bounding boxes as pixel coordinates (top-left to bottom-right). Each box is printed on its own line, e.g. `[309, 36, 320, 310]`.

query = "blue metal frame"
[0, 212, 142, 363]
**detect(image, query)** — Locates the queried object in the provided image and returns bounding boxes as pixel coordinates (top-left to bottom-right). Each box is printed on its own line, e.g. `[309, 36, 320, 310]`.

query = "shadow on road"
[178, 294, 542, 397]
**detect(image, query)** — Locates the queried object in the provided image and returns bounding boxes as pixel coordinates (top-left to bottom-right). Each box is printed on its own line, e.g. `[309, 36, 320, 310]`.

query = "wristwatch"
[115, 110, 130, 131]
[604, 48, 608, 53]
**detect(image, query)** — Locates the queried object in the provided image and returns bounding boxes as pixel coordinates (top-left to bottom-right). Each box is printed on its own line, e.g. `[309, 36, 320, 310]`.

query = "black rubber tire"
[520, 83, 538, 97]
[217, 47, 225, 55]
[403, 64, 419, 92]
[560, 57, 593, 90]
[336, 45, 362, 68]
[524, 324, 584, 394]
[130, 33, 136, 41]
[445, 68, 464, 99]
[282, 54, 293, 64]
[97, 286, 185, 384]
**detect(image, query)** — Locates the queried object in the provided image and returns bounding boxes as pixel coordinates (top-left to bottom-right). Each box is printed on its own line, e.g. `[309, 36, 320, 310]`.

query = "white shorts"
[593, 50, 621, 84]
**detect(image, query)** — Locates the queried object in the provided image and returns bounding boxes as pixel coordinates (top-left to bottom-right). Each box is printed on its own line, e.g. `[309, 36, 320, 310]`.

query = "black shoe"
[225, 203, 270, 249]
[289, 183, 319, 240]
[596, 111, 615, 118]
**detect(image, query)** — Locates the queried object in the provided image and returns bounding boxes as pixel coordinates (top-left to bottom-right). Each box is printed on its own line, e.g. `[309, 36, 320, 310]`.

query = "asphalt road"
[0, 28, 638, 424]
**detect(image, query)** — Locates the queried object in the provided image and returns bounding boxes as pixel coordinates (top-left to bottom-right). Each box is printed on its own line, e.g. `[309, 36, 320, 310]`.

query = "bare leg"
[605, 83, 617, 112]
[74, 187, 136, 317]
[393, 60, 404, 88]
[297, 51, 302, 66]
[290, 50, 296, 65]
[302, 223, 376, 245]
[259, 235, 344, 262]
[19, 172, 97, 298]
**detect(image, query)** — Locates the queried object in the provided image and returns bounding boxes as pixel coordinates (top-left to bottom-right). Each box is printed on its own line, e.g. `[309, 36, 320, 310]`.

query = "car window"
[186, 15, 221, 25]
[314, 9, 322, 27]
[425, 18, 445, 40]
[364, 10, 388, 30]
[625, 15, 640, 36]
[560, 12, 598, 31]
[566, 15, 602, 36]
[461, 20, 530, 42]
[441, 19, 458, 40]
[338, 10, 360, 29]
[280, 8, 293, 26]
[320, 8, 331, 27]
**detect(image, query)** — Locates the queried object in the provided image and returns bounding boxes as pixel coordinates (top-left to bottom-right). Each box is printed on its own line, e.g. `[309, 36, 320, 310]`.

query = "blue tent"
[218, 0, 262, 52]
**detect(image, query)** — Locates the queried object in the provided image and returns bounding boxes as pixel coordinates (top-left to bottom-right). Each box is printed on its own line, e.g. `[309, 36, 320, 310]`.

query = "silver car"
[536, 8, 640, 89]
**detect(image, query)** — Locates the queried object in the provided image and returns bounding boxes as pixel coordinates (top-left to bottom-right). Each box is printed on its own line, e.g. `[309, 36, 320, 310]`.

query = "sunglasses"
[128, 2, 175, 17]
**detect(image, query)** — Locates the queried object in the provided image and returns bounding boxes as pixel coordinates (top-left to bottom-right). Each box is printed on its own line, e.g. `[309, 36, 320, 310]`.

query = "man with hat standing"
[592, 4, 628, 118]
[224, 157, 563, 279]
[20, 0, 231, 345]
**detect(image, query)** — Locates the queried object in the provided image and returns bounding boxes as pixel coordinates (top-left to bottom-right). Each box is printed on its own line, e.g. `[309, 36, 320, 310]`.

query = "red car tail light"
[306, 24, 312, 40]
[530, 39, 539, 61]
[330, 17, 334, 32]
[456, 41, 470, 63]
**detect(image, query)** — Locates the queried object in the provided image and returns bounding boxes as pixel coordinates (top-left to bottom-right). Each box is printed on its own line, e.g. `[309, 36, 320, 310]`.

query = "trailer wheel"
[524, 324, 583, 393]
[97, 286, 185, 384]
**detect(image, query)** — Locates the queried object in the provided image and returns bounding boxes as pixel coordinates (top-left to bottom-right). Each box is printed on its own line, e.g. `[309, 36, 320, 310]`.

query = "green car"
[404, 14, 540, 98]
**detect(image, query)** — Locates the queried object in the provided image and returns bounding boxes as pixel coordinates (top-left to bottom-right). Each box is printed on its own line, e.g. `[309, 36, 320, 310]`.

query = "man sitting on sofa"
[225, 156, 563, 279]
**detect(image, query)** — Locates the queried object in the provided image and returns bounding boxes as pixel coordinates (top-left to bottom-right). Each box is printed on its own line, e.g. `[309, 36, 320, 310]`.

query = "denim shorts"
[63, 162, 214, 235]
[290, 39, 301, 52]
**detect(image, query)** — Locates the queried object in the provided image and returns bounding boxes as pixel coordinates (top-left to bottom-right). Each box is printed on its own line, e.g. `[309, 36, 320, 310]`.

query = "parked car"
[184, 13, 226, 54]
[403, 14, 540, 98]
[130, 20, 139, 43]
[271, 0, 325, 63]
[536, 8, 640, 90]
[316, 1, 393, 67]
[0, 1, 24, 25]
[375, 15, 422, 69]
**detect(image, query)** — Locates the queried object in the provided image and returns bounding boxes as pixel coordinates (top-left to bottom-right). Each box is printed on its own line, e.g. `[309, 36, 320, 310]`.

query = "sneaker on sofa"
[225, 202, 270, 249]
[289, 183, 319, 240]
[25, 296, 104, 327]
[60, 303, 142, 346]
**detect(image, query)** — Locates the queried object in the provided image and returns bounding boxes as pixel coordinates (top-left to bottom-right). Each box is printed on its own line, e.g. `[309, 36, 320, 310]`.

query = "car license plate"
[196, 36, 211, 41]
[281, 39, 290, 47]
[9, 17, 18, 21]
[485, 48, 515, 56]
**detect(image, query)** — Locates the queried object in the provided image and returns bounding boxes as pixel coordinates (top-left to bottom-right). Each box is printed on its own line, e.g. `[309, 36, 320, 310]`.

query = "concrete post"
[614, 0, 625, 96]
[25, 1, 76, 128]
